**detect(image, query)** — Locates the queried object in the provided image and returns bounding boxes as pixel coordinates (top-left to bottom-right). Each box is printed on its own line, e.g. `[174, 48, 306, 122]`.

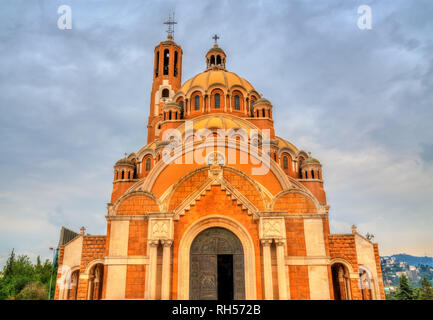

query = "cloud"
[1, 0, 433, 266]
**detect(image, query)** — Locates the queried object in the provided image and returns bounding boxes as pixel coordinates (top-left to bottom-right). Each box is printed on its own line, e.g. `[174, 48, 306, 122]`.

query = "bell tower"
[147, 13, 183, 143]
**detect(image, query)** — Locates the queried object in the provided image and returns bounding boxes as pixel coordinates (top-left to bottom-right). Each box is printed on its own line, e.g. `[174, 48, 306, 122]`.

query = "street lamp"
[48, 247, 58, 300]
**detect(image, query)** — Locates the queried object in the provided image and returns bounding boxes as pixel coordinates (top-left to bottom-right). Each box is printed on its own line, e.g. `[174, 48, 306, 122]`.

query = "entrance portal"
[189, 227, 245, 300]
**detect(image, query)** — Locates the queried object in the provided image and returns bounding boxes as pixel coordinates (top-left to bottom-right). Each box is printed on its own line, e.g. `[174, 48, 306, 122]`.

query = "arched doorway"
[359, 266, 374, 300]
[87, 263, 104, 300]
[331, 263, 352, 300]
[189, 227, 245, 300]
[67, 269, 80, 300]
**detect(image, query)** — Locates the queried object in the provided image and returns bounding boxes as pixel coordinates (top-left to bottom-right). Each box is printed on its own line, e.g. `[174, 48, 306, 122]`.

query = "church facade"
[54, 32, 385, 300]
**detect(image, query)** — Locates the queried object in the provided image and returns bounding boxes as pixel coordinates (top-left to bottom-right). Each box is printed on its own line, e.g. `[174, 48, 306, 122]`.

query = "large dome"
[178, 69, 257, 95]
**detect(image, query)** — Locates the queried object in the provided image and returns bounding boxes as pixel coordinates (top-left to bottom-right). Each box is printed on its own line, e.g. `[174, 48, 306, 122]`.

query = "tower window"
[311, 170, 315, 179]
[262, 109, 266, 117]
[163, 49, 169, 75]
[145, 158, 151, 171]
[215, 93, 220, 109]
[305, 171, 308, 179]
[121, 170, 125, 179]
[155, 51, 159, 77]
[162, 88, 169, 98]
[283, 156, 288, 170]
[234, 95, 240, 110]
[217, 55, 221, 65]
[210, 55, 215, 66]
[169, 111, 172, 120]
[194, 95, 200, 110]
[174, 51, 178, 77]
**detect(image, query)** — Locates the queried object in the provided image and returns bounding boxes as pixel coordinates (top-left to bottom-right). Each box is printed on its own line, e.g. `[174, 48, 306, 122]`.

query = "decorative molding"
[259, 217, 286, 240]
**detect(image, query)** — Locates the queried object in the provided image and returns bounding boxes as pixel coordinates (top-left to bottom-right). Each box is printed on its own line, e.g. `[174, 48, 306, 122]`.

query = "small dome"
[254, 98, 272, 106]
[162, 101, 181, 109]
[301, 157, 321, 166]
[115, 157, 135, 167]
[206, 44, 226, 55]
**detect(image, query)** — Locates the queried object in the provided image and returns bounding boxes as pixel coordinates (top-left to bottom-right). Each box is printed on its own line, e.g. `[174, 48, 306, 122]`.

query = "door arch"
[177, 215, 257, 300]
[189, 227, 245, 300]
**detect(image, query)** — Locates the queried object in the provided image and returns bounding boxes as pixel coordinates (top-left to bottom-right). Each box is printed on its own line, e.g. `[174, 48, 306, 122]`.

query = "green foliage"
[417, 277, 433, 300]
[15, 282, 48, 300]
[395, 274, 417, 300]
[0, 249, 57, 300]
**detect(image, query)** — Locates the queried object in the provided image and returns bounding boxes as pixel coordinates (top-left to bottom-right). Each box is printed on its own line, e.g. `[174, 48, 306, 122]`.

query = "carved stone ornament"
[259, 217, 286, 240]
[149, 218, 173, 240]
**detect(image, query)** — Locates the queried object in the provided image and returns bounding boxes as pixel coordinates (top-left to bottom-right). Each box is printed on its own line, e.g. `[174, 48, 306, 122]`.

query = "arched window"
[145, 158, 151, 171]
[174, 51, 178, 77]
[163, 49, 169, 75]
[121, 171, 125, 179]
[162, 88, 169, 98]
[155, 51, 159, 77]
[169, 111, 172, 120]
[179, 101, 184, 118]
[234, 95, 240, 110]
[283, 156, 288, 170]
[216, 55, 221, 65]
[210, 55, 215, 66]
[311, 170, 315, 179]
[194, 95, 200, 110]
[214, 93, 220, 109]
[262, 109, 266, 117]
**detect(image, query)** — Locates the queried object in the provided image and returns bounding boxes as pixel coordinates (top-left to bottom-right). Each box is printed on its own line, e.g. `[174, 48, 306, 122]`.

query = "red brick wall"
[289, 266, 310, 300]
[116, 194, 159, 215]
[125, 265, 146, 299]
[77, 236, 106, 300]
[171, 185, 263, 299]
[273, 193, 316, 213]
[328, 234, 362, 300]
[373, 244, 386, 299]
[223, 170, 265, 210]
[169, 169, 208, 211]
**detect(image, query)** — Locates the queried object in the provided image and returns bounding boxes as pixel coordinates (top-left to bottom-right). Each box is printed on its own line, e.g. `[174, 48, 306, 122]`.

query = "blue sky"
[1, 0, 433, 266]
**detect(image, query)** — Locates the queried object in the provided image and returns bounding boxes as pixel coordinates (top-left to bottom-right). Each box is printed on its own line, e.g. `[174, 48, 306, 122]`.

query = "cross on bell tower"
[164, 12, 177, 40]
[212, 34, 220, 45]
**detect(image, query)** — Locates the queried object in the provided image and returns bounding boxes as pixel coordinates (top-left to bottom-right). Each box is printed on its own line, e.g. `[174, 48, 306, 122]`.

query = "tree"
[15, 282, 47, 300]
[395, 274, 416, 300]
[418, 277, 433, 300]
[0, 249, 55, 300]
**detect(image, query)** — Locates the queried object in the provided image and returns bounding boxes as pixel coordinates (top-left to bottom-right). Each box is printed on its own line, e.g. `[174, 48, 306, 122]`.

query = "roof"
[179, 69, 257, 95]
[58, 226, 78, 247]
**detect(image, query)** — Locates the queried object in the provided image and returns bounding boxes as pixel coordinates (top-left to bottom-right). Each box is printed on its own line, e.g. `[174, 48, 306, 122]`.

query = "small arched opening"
[87, 263, 104, 300]
[331, 263, 352, 300]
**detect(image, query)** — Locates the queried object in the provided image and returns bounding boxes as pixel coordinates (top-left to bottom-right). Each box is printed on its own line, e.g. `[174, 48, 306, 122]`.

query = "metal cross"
[164, 12, 177, 38]
[212, 34, 220, 44]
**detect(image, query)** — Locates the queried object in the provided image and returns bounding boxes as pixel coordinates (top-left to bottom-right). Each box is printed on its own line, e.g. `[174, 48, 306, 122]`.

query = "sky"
[0, 0, 432, 266]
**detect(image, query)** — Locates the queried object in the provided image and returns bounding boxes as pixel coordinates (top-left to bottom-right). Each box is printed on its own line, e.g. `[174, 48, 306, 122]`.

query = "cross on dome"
[212, 34, 220, 45]
[164, 12, 177, 39]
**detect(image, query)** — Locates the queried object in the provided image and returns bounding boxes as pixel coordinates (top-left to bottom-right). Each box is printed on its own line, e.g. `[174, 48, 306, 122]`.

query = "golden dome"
[178, 69, 257, 96]
[174, 113, 259, 136]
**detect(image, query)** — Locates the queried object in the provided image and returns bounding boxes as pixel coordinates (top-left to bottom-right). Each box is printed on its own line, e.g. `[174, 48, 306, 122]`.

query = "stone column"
[261, 239, 273, 300]
[275, 239, 288, 300]
[148, 239, 159, 300]
[161, 239, 173, 300]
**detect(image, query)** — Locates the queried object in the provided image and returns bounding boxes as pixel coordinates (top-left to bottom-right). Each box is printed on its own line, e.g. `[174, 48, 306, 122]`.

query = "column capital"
[275, 239, 286, 246]
[260, 239, 273, 246]
[161, 239, 173, 247]
[149, 239, 159, 247]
